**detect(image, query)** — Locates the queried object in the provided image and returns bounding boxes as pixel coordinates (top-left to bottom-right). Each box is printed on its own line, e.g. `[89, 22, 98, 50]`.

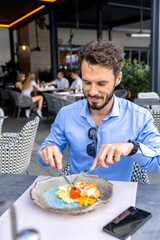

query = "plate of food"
[30, 174, 113, 215]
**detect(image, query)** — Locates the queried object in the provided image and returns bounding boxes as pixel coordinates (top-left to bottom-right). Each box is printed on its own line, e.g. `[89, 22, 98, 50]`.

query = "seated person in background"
[21, 72, 43, 118]
[45, 71, 69, 91]
[37, 40, 160, 181]
[15, 73, 25, 92]
[70, 69, 83, 92]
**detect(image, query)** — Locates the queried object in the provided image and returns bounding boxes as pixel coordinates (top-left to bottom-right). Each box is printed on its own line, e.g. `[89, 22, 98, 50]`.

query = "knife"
[57, 169, 71, 185]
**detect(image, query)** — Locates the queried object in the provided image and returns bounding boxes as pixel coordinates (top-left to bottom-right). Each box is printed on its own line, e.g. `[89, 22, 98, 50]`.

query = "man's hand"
[39, 145, 63, 170]
[90, 142, 134, 170]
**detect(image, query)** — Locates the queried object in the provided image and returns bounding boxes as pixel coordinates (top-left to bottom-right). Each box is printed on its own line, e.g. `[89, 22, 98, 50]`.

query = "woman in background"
[22, 72, 43, 118]
[15, 73, 25, 92]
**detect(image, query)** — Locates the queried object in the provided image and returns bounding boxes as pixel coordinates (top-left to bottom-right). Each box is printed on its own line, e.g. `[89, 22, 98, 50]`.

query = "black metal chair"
[114, 89, 128, 99]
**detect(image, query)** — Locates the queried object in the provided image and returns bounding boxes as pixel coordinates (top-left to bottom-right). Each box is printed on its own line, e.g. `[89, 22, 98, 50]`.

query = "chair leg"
[17, 107, 21, 119]
[12, 107, 16, 118]
[26, 168, 31, 175]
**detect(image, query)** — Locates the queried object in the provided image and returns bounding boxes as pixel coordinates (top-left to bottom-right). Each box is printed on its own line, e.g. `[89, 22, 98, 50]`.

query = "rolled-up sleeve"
[129, 111, 160, 172]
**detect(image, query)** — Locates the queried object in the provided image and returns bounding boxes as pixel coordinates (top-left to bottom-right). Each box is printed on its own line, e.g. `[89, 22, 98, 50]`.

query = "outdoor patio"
[2, 105, 160, 184]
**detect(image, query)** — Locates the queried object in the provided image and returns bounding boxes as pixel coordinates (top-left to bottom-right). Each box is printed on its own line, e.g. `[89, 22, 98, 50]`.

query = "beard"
[85, 86, 115, 110]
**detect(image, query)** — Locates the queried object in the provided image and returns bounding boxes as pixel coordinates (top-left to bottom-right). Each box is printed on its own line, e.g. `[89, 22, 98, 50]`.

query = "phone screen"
[103, 206, 151, 240]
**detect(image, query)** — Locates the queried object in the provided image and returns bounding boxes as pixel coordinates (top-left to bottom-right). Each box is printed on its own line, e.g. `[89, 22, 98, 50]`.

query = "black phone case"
[103, 208, 152, 240]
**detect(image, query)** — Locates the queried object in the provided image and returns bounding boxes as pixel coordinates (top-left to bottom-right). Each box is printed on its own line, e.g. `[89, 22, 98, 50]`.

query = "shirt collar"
[80, 99, 94, 125]
[108, 95, 120, 117]
[80, 95, 120, 120]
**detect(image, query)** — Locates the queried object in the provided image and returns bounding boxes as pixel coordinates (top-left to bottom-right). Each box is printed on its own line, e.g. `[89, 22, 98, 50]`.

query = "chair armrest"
[0, 132, 19, 146]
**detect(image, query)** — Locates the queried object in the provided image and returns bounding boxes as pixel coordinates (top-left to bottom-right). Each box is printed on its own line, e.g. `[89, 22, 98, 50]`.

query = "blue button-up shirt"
[37, 96, 160, 181]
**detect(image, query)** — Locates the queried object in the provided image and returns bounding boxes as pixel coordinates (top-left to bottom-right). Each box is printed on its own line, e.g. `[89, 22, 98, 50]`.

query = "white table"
[54, 91, 84, 101]
[0, 174, 159, 240]
[40, 86, 56, 92]
[0, 175, 137, 240]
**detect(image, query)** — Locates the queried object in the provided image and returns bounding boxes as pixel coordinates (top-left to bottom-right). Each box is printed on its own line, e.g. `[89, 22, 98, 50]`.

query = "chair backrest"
[138, 92, 159, 99]
[43, 93, 73, 116]
[0, 88, 11, 105]
[149, 109, 160, 133]
[0, 107, 4, 135]
[8, 90, 33, 107]
[0, 116, 40, 174]
[59, 97, 74, 107]
[131, 162, 149, 183]
[114, 89, 128, 99]
[43, 93, 62, 116]
[63, 161, 149, 183]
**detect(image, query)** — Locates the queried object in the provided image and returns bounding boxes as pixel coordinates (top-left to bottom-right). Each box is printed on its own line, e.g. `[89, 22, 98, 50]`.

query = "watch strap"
[128, 140, 139, 156]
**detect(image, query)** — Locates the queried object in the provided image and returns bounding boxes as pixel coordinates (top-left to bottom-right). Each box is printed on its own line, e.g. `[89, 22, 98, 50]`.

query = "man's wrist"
[128, 140, 139, 156]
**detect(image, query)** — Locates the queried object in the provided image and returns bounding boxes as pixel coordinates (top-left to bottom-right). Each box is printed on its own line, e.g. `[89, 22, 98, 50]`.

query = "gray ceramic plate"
[30, 174, 113, 215]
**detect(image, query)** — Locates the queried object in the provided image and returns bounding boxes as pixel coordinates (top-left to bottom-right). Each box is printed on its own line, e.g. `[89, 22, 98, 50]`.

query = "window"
[124, 47, 150, 65]
[59, 47, 81, 69]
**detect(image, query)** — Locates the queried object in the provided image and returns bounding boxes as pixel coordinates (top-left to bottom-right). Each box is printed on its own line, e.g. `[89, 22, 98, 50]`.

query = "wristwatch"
[128, 140, 139, 156]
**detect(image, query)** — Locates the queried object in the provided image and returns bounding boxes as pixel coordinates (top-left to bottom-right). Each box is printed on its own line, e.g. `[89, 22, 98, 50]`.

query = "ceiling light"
[127, 33, 150, 37]
[18, 44, 30, 58]
[38, 0, 56, 2]
[0, 5, 45, 28]
[22, 45, 27, 51]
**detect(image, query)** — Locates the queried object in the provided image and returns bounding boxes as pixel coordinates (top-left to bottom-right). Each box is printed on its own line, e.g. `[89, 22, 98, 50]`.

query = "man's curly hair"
[79, 40, 124, 78]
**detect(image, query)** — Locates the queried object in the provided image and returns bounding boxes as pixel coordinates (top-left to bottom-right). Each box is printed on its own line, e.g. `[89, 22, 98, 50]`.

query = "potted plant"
[119, 59, 150, 99]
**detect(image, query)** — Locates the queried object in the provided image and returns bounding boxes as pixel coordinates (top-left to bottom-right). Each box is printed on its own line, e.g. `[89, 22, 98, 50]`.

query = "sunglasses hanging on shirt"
[86, 127, 98, 158]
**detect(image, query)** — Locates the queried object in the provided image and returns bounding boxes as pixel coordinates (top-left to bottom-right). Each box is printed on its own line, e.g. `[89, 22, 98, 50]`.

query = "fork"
[72, 166, 100, 184]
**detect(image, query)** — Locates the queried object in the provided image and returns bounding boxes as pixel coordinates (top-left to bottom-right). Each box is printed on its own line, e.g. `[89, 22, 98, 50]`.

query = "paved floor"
[2, 105, 160, 184]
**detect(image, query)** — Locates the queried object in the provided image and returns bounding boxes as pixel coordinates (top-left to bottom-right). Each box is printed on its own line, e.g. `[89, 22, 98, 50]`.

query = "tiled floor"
[2, 106, 160, 184]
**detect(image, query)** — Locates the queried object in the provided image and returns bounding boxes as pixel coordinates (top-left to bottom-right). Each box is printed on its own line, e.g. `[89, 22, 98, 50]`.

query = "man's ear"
[115, 72, 122, 87]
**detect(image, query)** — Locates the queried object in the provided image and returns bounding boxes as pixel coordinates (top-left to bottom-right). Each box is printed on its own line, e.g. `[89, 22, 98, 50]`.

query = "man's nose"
[89, 84, 98, 95]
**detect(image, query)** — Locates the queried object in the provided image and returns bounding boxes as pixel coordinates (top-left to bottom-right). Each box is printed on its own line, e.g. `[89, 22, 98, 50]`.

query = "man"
[37, 40, 160, 181]
[70, 69, 83, 91]
[45, 71, 69, 90]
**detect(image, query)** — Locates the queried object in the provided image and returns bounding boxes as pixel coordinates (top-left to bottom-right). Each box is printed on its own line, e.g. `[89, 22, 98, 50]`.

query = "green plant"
[119, 59, 150, 98]
[38, 69, 52, 82]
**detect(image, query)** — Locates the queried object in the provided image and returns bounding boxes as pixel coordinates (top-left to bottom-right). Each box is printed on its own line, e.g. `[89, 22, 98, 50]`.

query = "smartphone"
[103, 206, 151, 240]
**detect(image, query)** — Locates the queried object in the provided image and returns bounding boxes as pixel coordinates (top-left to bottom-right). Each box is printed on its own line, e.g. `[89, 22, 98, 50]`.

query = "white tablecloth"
[54, 92, 84, 101]
[0, 176, 138, 240]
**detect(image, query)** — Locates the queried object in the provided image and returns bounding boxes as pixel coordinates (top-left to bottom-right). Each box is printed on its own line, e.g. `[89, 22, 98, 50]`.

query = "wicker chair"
[149, 109, 160, 133]
[43, 93, 73, 119]
[0, 88, 11, 107]
[60, 97, 74, 107]
[131, 162, 149, 183]
[8, 90, 36, 119]
[0, 116, 40, 174]
[114, 89, 128, 99]
[0, 107, 4, 135]
[63, 161, 149, 183]
[138, 92, 160, 109]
